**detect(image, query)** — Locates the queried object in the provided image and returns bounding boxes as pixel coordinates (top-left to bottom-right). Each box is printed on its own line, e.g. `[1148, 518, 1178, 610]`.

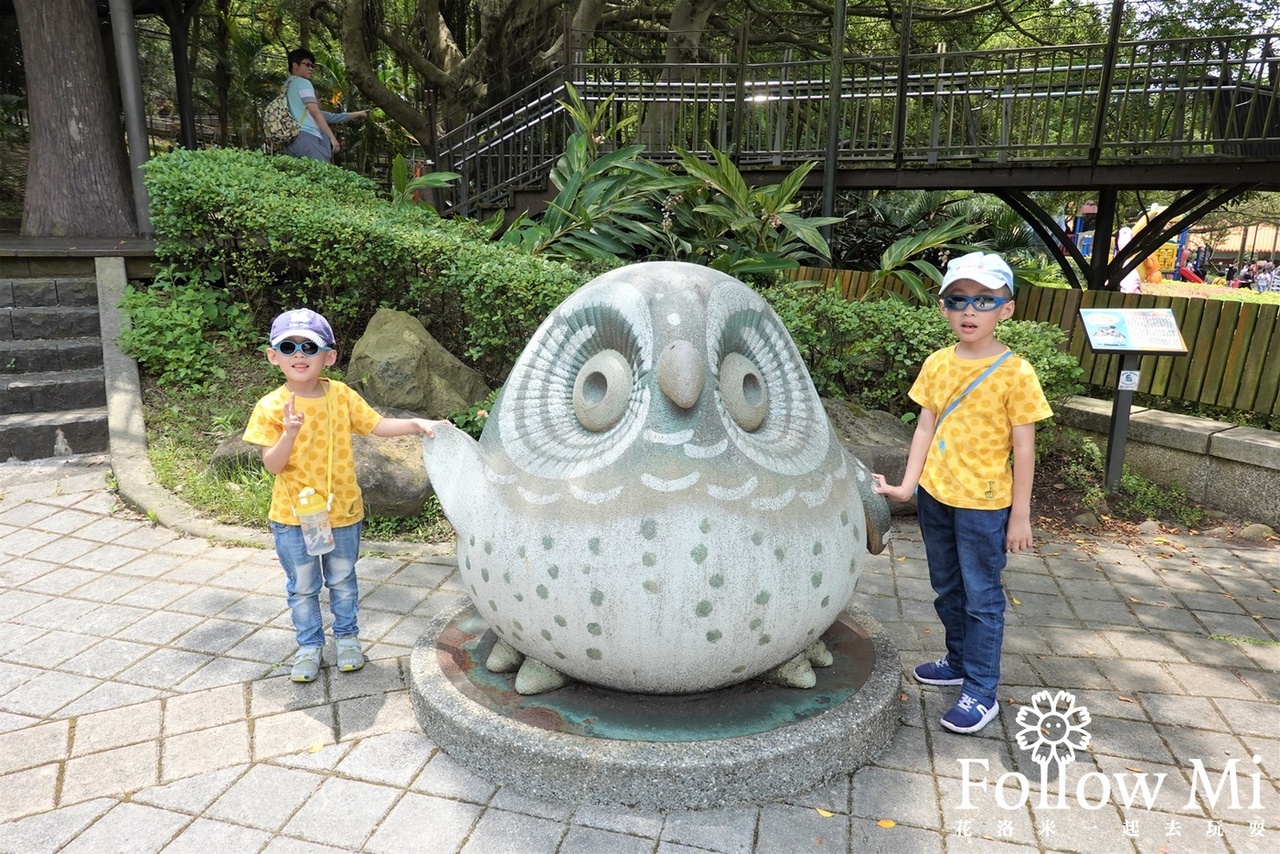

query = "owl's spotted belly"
[456, 487, 867, 694]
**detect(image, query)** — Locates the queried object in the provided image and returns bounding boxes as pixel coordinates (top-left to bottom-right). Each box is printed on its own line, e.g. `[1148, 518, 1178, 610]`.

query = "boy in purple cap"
[244, 308, 449, 682]
[872, 252, 1052, 734]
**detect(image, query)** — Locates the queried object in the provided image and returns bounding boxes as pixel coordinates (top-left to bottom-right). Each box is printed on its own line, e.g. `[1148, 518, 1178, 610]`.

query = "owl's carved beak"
[656, 340, 705, 409]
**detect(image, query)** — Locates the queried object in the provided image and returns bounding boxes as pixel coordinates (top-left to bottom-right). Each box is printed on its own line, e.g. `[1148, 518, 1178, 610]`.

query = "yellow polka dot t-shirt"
[910, 345, 1053, 510]
[243, 380, 383, 526]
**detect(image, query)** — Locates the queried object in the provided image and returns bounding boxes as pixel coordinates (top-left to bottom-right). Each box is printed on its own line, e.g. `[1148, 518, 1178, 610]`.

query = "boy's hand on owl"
[871, 473, 913, 503]
[415, 418, 451, 439]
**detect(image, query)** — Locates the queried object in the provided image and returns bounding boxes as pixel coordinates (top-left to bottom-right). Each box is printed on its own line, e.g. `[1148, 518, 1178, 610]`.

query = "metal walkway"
[433, 31, 1280, 290]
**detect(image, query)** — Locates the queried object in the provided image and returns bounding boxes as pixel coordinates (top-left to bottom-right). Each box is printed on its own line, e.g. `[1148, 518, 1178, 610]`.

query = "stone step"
[0, 276, 98, 309]
[0, 408, 109, 461]
[0, 338, 103, 374]
[0, 306, 101, 341]
[0, 368, 106, 414]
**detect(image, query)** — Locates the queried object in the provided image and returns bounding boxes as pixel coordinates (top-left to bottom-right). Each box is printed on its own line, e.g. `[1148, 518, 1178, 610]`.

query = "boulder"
[823, 399, 916, 515]
[209, 406, 434, 518]
[1239, 523, 1276, 541]
[348, 309, 490, 419]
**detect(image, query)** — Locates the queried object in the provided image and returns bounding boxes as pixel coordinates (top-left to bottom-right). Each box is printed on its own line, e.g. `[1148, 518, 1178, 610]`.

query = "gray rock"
[209, 405, 434, 518]
[1137, 519, 1162, 535]
[1239, 523, 1276, 541]
[823, 399, 915, 514]
[347, 309, 490, 419]
[1073, 511, 1102, 528]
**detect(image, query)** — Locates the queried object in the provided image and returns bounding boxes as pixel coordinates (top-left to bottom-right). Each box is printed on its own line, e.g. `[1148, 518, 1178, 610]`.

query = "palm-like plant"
[498, 83, 662, 262]
[389, 154, 459, 211]
[867, 216, 982, 303]
[661, 146, 844, 276]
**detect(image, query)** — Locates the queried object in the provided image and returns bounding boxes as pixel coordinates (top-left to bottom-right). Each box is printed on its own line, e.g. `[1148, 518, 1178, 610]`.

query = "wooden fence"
[789, 268, 1280, 417]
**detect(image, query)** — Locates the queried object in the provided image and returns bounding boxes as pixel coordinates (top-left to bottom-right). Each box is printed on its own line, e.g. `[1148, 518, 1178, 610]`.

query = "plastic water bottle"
[296, 488, 335, 556]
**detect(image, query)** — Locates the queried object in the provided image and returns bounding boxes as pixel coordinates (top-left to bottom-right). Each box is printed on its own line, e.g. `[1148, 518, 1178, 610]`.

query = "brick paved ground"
[2, 455, 1278, 853]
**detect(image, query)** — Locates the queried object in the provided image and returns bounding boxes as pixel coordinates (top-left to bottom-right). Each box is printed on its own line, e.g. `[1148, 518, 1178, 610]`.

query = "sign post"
[1078, 308, 1189, 489]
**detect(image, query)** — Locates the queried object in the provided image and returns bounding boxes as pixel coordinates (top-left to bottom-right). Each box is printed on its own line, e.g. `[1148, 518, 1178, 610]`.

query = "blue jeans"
[271, 521, 362, 648]
[916, 488, 1009, 701]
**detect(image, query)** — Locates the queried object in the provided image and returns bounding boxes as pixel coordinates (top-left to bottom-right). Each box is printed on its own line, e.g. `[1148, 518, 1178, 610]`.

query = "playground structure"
[1066, 202, 1207, 286]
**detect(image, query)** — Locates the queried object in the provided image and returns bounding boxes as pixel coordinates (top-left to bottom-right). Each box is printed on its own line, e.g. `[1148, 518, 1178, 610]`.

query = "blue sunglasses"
[272, 340, 332, 356]
[942, 293, 1011, 312]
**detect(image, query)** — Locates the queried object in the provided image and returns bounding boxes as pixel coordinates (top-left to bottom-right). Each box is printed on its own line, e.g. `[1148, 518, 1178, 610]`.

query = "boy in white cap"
[244, 308, 449, 682]
[872, 252, 1052, 733]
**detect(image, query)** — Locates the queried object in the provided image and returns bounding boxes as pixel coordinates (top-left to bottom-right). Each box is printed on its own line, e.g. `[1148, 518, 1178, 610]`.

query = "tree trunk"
[341, 0, 436, 145]
[540, 0, 606, 70]
[637, 0, 723, 150]
[14, 0, 136, 237]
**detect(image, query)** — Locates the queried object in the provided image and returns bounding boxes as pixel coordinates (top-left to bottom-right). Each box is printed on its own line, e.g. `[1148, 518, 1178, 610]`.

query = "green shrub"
[762, 282, 1083, 415]
[142, 148, 585, 384]
[995, 317, 1084, 406]
[449, 388, 500, 438]
[118, 265, 256, 389]
[1115, 469, 1204, 528]
[1039, 427, 1205, 527]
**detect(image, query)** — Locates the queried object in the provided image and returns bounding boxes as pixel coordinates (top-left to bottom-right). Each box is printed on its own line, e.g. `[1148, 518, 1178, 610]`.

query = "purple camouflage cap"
[269, 308, 335, 348]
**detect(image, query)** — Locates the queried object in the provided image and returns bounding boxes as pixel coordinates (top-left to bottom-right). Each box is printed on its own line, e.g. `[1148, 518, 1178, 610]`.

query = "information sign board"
[1079, 308, 1188, 354]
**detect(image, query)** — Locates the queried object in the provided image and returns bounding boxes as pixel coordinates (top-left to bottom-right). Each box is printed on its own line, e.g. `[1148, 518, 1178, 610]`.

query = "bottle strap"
[935, 350, 1012, 448]
[324, 382, 334, 511]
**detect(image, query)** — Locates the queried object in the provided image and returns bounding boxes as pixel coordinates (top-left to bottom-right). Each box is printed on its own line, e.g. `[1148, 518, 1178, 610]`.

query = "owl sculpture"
[423, 262, 889, 695]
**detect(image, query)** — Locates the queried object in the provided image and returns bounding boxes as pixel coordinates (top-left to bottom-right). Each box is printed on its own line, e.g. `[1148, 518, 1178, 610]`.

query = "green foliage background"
[143, 147, 586, 384]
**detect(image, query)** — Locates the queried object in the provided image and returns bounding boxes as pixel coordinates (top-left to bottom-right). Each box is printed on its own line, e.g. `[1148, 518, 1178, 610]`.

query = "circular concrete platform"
[409, 601, 901, 809]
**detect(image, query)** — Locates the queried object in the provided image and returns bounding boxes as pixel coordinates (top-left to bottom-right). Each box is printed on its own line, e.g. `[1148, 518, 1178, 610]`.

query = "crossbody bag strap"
[934, 350, 1013, 446]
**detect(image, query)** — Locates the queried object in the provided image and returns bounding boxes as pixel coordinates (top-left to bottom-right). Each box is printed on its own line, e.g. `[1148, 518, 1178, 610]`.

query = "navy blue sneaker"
[941, 692, 999, 734]
[913, 656, 965, 686]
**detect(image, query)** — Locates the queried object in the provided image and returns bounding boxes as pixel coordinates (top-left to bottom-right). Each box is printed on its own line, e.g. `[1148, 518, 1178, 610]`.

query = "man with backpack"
[275, 49, 367, 163]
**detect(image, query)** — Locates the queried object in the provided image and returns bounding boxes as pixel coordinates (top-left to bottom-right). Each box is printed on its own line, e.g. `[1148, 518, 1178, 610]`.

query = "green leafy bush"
[118, 265, 256, 388]
[1115, 469, 1204, 528]
[1038, 428, 1205, 527]
[142, 148, 585, 384]
[449, 388, 501, 438]
[994, 318, 1084, 406]
[761, 283, 1083, 415]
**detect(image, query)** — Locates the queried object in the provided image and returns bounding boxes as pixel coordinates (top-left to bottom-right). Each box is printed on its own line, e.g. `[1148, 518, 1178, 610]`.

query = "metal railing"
[431, 32, 1280, 217]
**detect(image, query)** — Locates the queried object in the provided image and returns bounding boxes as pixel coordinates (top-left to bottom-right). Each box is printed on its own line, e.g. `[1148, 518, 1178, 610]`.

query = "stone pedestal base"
[409, 602, 901, 809]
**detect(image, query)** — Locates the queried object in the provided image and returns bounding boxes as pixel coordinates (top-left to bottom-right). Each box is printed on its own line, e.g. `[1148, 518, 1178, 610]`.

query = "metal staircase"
[434, 70, 572, 219]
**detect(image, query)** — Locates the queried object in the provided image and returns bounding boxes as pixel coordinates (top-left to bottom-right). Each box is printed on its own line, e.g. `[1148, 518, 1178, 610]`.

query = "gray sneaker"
[290, 646, 322, 682]
[335, 637, 365, 672]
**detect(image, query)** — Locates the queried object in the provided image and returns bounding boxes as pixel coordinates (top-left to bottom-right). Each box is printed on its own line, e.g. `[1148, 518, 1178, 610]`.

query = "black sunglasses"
[272, 340, 331, 356]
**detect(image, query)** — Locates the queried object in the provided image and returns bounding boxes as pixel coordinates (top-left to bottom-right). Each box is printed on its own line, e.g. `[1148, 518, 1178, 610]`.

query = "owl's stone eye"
[574, 349, 632, 432]
[720, 352, 767, 431]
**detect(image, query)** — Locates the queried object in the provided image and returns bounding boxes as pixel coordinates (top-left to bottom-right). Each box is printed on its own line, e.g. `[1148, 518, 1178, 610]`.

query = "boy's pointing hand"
[283, 393, 304, 437]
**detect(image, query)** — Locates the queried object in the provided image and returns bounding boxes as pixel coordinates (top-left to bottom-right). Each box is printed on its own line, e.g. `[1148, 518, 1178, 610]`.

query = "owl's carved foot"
[761, 640, 836, 689]
[514, 657, 569, 695]
[484, 638, 570, 694]
[761, 653, 817, 689]
[804, 639, 834, 668]
[485, 638, 524, 673]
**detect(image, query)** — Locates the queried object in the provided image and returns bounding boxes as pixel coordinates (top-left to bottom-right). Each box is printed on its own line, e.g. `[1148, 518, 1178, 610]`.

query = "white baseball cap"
[940, 252, 1015, 295]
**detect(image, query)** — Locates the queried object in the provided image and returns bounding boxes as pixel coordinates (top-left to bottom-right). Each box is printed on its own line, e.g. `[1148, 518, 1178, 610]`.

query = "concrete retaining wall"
[1056, 397, 1280, 526]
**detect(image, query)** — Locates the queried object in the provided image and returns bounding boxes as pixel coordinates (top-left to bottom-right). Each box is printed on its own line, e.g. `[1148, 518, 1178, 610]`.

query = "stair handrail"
[435, 67, 574, 217]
